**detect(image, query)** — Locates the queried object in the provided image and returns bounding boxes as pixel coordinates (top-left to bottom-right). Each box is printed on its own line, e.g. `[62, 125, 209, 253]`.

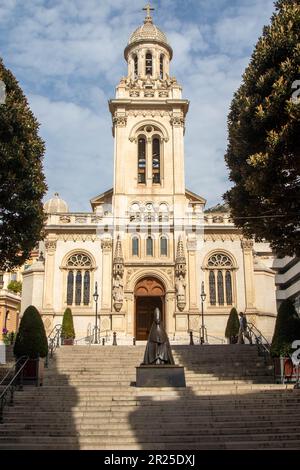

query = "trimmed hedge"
[225, 307, 240, 343]
[14, 305, 48, 359]
[271, 299, 300, 357]
[61, 308, 75, 340]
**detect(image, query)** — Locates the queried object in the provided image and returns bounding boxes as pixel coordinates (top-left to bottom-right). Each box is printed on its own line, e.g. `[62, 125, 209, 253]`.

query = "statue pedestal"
[136, 365, 186, 388]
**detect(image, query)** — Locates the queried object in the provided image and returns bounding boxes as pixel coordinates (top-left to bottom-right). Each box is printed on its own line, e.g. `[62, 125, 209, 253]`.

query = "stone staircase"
[0, 344, 299, 450]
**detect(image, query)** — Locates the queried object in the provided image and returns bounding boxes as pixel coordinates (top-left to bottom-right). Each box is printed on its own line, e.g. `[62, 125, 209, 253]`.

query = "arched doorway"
[135, 277, 165, 341]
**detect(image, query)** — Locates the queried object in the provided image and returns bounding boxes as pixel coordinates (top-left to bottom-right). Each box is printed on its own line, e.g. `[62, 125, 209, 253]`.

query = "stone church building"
[21, 6, 277, 343]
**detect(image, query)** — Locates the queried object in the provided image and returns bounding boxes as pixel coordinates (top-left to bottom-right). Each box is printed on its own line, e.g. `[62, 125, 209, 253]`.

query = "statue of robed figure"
[142, 308, 175, 365]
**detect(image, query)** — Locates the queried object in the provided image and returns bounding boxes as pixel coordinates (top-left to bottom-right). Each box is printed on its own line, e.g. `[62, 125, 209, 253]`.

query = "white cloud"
[0, 0, 277, 211]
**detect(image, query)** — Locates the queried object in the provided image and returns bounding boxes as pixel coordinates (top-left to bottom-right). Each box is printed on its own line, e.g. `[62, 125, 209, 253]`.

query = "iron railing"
[75, 330, 111, 346]
[0, 356, 29, 423]
[188, 330, 223, 345]
[45, 325, 62, 368]
[247, 322, 271, 361]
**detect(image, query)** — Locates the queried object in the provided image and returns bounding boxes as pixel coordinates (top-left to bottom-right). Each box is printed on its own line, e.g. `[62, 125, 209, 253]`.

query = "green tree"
[7, 280, 22, 294]
[271, 299, 300, 357]
[14, 305, 48, 359]
[61, 308, 75, 340]
[224, 0, 300, 257]
[0, 58, 47, 271]
[225, 307, 240, 343]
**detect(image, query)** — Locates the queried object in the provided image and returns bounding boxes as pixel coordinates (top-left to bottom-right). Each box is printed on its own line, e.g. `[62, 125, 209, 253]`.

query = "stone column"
[241, 239, 257, 313]
[43, 238, 57, 311]
[187, 237, 200, 313]
[101, 238, 113, 315]
[171, 115, 185, 195]
[165, 292, 176, 336]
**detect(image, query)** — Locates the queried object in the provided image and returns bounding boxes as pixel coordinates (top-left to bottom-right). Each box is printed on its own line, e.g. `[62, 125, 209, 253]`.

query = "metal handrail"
[0, 356, 29, 423]
[75, 330, 111, 345]
[247, 322, 271, 360]
[0, 355, 28, 386]
[45, 325, 62, 368]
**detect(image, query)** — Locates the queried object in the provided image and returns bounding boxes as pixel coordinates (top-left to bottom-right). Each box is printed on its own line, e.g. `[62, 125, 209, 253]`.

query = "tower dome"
[124, 3, 173, 59]
[44, 193, 69, 214]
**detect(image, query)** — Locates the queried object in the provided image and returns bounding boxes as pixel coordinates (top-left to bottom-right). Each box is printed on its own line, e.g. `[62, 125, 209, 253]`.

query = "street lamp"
[93, 282, 99, 344]
[200, 281, 207, 345]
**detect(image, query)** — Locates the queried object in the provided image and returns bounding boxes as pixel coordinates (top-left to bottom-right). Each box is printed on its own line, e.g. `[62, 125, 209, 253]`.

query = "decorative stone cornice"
[204, 234, 243, 242]
[58, 234, 97, 243]
[113, 115, 127, 127]
[170, 116, 185, 127]
[241, 239, 254, 250]
[101, 238, 113, 251]
[45, 239, 57, 253]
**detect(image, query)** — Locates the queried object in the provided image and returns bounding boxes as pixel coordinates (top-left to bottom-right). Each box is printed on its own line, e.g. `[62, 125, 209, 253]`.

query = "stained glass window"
[209, 271, 216, 306]
[226, 271, 233, 305]
[147, 237, 153, 256]
[83, 271, 90, 306]
[132, 237, 139, 256]
[152, 138, 161, 184]
[160, 237, 168, 256]
[67, 271, 74, 306]
[217, 270, 224, 306]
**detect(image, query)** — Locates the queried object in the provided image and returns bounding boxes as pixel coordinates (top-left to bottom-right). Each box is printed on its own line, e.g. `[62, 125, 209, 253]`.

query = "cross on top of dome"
[143, 3, 155, 23]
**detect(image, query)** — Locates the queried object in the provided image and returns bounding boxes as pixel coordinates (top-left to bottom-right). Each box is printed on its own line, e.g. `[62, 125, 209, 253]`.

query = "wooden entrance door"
[135, 277, 165, 341]
[136, 297, 163, 340]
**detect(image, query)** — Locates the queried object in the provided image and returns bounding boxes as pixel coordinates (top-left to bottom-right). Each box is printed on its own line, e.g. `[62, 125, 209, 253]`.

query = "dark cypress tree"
[224, 0, 300, 257]
[0, 58, 47, 270]
[61, 308, 76, 340]
[271, 299, 300, 357]
[225, 307, 240, 343]
[14, 305, 48, 359]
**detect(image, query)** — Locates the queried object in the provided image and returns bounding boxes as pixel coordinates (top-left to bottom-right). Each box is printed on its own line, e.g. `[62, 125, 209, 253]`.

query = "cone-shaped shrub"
[14, 305, 48, 358]
[271, 299, 300, 357]
[61, 308, 75, 340]
[225, 307, 240, 343]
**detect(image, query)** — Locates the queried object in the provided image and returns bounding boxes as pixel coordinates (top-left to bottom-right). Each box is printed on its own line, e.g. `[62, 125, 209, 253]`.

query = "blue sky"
[0, 0, 276, 211]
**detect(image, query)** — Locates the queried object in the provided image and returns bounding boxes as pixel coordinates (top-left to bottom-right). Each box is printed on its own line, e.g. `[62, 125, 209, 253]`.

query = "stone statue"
[175, 274, 186, 302]
[113, 274, 123, 303]
[142, 308, 175, 365]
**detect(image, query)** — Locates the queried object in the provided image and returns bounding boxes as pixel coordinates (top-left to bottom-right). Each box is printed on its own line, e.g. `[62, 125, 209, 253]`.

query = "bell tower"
[109, 3, 189, 211]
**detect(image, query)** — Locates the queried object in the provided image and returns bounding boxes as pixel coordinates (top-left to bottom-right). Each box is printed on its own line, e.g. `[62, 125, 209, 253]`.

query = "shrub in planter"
[271, 299, 300, 382]
[13, 305, 48, 385]
[61, 308, 75, 345]
[225, 307, 239, 344]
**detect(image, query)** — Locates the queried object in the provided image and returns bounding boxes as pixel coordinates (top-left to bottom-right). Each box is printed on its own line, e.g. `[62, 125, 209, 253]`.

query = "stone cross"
[143, 3, 154, 19]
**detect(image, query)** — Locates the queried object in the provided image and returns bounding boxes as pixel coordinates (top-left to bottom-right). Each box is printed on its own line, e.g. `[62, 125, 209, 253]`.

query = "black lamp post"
[200, 281, 207, 345]
[93, 282, 99, 344]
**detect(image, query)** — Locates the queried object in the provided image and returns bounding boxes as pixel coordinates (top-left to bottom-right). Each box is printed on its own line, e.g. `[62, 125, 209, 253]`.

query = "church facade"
[21, 7, 277, 343]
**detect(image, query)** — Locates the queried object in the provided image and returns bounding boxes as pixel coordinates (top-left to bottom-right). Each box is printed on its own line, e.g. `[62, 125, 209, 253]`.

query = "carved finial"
[176, 236, 185, 259]
[114, 235, 123, 259]
[143, 3, 154, 23]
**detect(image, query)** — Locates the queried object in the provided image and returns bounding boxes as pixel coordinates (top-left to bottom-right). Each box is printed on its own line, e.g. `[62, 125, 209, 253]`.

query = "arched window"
[83, 271, 90, 306]
[146, 236, 154, 256]
[160, 54, 164, 79]
[217, 271, 224, 306]
[152, 138, 161, 184]
[67, 271, 74, 306]
[225, 271, 233, 305]
[75, 271, 82, 305]
[65, 253, 93, 306]
[138, 137, 146, 184]
[160, 236, 168, 256]
[133, 54, 138, 79]
[207, 253, 234, 307]
[132, 237, 139, 257]
[209, 271, 216, 306]
[146, 52, 153, 76]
